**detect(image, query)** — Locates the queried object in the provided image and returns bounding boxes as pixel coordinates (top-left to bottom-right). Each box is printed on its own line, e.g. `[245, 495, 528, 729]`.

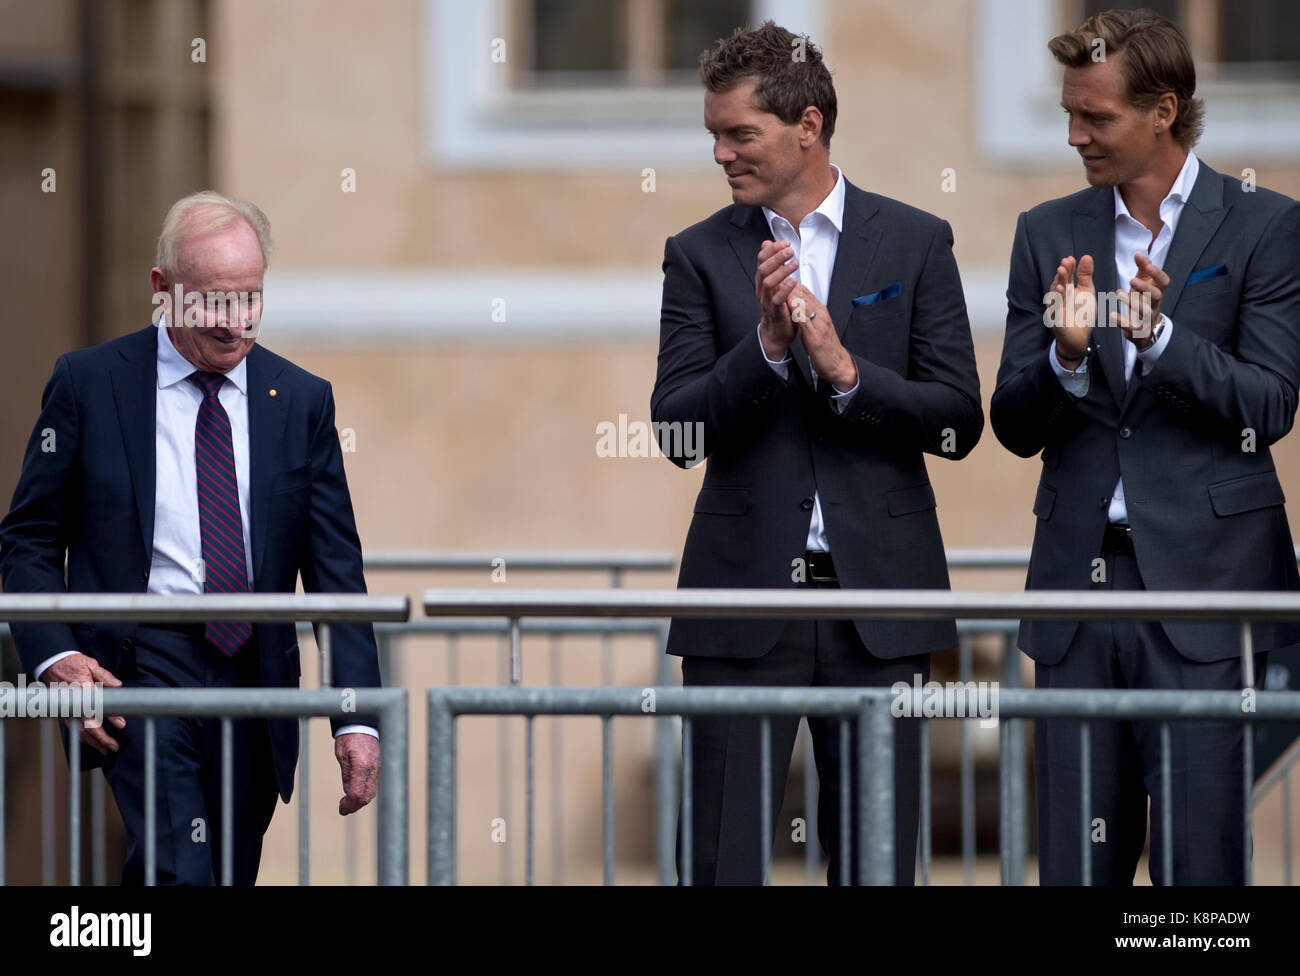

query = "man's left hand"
[1116, 252, 1169, 349]
[335, 732, 381, 815]
[787, 283, 858, 393]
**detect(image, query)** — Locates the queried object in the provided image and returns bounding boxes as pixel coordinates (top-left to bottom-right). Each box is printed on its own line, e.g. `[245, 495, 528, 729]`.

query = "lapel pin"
[269, 389, 277, 397]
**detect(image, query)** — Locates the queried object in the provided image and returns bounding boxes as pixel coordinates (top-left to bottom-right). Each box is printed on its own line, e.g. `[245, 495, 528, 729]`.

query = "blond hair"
[155, 191, 274, 277]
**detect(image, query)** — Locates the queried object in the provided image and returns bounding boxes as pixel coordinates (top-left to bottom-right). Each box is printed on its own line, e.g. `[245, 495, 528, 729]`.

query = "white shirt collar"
[1113, 151, 1199, 224]
[155, 316, 248, 395]
[763, 163, 846, 235]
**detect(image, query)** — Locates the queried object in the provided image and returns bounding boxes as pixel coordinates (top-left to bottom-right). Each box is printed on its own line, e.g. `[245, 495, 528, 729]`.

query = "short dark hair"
[1048, 8, 1204, 149]
[699, 20, 837, 149]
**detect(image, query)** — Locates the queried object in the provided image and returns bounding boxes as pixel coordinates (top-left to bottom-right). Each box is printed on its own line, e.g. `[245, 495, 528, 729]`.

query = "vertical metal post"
[760, 716, 771, 886]
[498, 634, 512, 885]
[839, 719, 850, 885]
[319, 622, 333, 688]
[144, 717, 156, 886]
[804, 720, 818, 885]
[549, 633, 564, 885]
[1080, 720, 1091, 887]
[1241, 620, 1254, 886]
[602, 568, 622, 686]
[959, 635, 975, 885]
[376, 631, 394, 687]
[298, 716, 310, 885]
[654, 626, 676, 886]
[427, 693, 455, 886]
[920, 718, 931, 886]
[681, 717, 692, 886]
[510, 617, 521, 686]
[525, 714, 535, 887]
[377, 693, 409, 886]
[1160, 721, 1172, 885]
[860, 698, 895, 886]
[221, 717, 232, 886]
[91, 772, 106, 886]
[1002, 631, 1026, 885]
[602, 714, 614, 886]
[41, 720, 54, 885]
[69, 722, 80, 886]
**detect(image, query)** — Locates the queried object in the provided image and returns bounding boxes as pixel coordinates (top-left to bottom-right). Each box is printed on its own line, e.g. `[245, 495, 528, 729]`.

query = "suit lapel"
[110, 327, 159, 563]
[1071, 190, 1122, 410]
[1118, 163, 1227, 417]
[245, 345, 286, 586]
[1156, 163, 1227, 320]
[826, 182, 883, 342]
[728, 206, 814, 385]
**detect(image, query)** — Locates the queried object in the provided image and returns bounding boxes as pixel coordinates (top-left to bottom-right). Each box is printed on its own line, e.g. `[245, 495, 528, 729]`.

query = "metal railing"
[0, 593, 409, 886]
[425, 684, 1300, 885]
[421, 587, 1300, 885]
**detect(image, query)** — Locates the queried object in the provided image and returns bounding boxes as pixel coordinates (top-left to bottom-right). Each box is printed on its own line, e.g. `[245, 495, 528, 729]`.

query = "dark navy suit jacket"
[651, 180, 984, 660]
[0, 325, 382, 801]
[991, 161, 1300, 664]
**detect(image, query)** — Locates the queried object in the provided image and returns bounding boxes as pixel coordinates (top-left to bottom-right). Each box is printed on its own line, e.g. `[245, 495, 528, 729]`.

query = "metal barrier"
[422, 587, 1300, 885]
[0, 593, 409, 886]
[425, 684, 1300, 885]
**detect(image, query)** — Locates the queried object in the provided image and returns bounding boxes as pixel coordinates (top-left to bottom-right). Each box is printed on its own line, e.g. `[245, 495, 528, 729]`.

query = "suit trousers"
[676, 579, 930, 885]
[100, 625, 280, 885]
[1035, 549, 1265, 885]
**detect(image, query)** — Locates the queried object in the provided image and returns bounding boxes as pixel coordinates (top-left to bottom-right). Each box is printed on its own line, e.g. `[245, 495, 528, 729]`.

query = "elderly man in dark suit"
[1, 192, 382, 884]
[991, 9, 1300, 884]
[652, 21, 983, 885]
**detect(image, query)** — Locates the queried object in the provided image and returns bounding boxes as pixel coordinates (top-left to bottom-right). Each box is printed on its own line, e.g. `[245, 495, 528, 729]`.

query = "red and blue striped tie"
[191, 371, 251, 656]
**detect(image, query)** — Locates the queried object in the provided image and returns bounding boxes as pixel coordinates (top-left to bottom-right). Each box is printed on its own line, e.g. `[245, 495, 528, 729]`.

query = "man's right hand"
[45, 653, 125, 755]
[1048, 254, 1096, 367]
[756, 240, 799, 361]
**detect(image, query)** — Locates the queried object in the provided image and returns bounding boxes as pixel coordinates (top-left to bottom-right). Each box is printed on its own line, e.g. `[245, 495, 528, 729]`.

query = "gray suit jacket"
[652, 179, 983, 660]
[991, 160, 1300, 664]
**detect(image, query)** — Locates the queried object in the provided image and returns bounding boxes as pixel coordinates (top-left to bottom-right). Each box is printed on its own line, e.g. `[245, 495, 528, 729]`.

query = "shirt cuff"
[1048, 340, 1090, 397]
[757, 322, 792, 379]
[34, 650, 80, 681]
[335, 725, 379, 739]
[1136, 315, 1173, 366]
[829, 376, 859, 412]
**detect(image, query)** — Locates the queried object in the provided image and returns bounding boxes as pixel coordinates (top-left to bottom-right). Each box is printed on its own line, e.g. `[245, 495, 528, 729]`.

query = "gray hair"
[155, 190, 274, 277]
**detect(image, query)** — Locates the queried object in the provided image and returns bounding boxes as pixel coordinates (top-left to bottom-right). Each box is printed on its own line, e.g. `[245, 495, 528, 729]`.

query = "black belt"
[804, 549, 838, 583]
[1101, 522, 1134, 555]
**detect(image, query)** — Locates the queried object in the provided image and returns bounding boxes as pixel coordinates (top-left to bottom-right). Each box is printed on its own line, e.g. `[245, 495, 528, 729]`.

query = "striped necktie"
[190, 371, 251, 656]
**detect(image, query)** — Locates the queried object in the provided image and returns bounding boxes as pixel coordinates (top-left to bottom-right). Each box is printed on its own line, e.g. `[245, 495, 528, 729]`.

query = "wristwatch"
[1134, 315, 1165, 352]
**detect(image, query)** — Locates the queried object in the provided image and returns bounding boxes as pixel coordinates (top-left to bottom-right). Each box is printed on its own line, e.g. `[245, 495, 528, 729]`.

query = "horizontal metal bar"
[427, 686, 1300, 722]
[0, 687, 404, 719]
[0, 593, 409, 623]
[364, 550, 675, 572]
[367, 618, 668, 637]
[423, 587, 1300, 621]
[945, 548, 1034, 569]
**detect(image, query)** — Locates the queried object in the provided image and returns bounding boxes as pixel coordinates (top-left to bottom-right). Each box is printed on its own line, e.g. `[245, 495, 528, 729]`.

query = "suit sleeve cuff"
[829, 377, 860, 412]
[1136, 315, 1174, 366]
[1048, 340, 1090, 397]
[33, 650, 80, 681]
[335, 725, 379, 739]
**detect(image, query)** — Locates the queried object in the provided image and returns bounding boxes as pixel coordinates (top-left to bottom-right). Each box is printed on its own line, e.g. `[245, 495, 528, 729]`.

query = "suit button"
[121, 639, 133, 652]
[800, 497, 814, 511]
[1098, 497, 1109, 509]
[1119, 426, 1132, 439]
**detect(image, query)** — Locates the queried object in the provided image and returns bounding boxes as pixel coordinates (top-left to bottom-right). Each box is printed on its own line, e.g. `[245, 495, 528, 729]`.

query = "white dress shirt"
[1050, 152, 1198, 524]
[38, 324, 375, 739]
[757, 164, 859, 552]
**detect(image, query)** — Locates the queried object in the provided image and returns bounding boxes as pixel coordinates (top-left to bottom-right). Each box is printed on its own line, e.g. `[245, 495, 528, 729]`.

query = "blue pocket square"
[1186, 263, 1228, 286]
[852, 282, 902, 306]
